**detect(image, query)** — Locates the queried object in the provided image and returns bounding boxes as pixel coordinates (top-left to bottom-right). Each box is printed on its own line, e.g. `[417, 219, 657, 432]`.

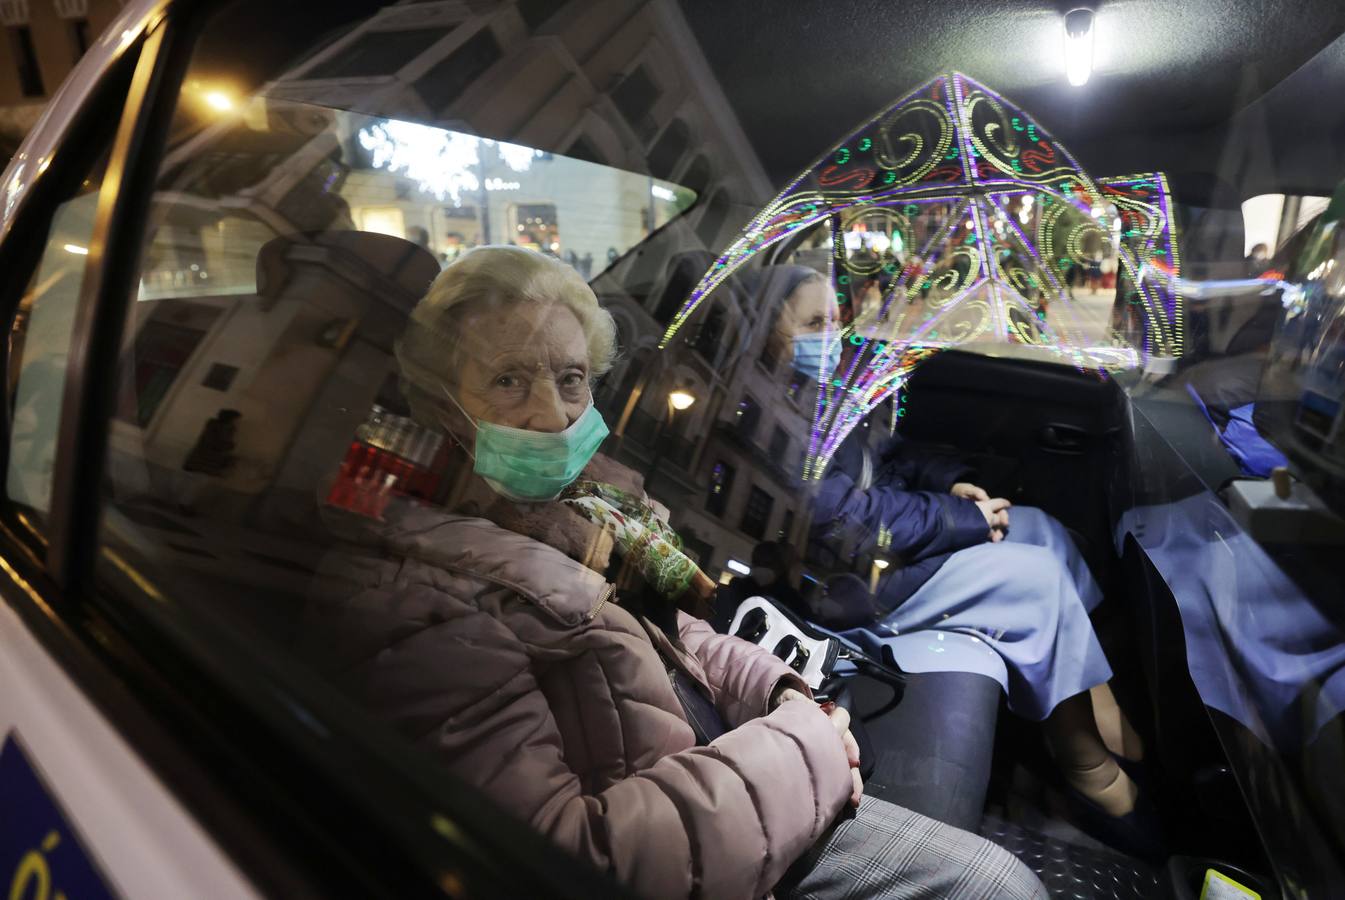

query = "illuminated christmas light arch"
[662, 72, 1182, 478]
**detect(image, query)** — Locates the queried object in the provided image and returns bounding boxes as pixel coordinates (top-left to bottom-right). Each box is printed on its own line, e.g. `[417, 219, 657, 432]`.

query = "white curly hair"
[395, 245, 618, 425]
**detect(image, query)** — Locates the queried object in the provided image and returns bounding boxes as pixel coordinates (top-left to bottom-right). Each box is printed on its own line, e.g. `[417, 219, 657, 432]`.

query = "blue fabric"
[1221, 403, 1289, 477]
[812, 433, 985, 609]
[874, 506, 1112, 720]
[1184, 384, 1289, 478]
[1117, 492, 1345, 748]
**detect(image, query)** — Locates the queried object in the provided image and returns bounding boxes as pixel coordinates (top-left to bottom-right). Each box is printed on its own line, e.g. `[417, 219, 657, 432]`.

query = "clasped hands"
[772, 686, 863, 808]
[950, 482, 1011, 542]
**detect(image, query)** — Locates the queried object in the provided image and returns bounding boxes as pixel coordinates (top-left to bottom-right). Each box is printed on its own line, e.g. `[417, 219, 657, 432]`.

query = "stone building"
[0, 0, 123, 160]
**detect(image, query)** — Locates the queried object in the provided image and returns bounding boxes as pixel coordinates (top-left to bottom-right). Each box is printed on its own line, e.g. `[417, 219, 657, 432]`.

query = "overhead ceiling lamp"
[668, 387, 697, 411]
[1063, 7, 1096, 87]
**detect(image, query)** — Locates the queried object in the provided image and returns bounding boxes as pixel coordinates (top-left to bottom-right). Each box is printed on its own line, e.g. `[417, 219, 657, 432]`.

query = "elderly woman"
[754, 265, 1151, 855]
[299, 247, 1044, 900]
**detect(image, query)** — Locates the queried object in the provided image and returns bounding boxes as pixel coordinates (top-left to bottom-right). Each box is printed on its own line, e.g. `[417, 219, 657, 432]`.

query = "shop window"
[512, 204, 560, 254]
[306, 28, 452, 79]
[648, 119, 690, 180]
[414, 28, 503, 112]
[358, 206, 406, 239]
[735, 395, 761, 440]
[740, 485, 774, 540]
[706, 460, 735, 517]
[9, 26, 45, 97]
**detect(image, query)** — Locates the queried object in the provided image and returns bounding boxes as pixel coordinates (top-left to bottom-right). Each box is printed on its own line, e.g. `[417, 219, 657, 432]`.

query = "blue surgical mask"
[441, 389, 609, 502]
[792, 331, 841, 378]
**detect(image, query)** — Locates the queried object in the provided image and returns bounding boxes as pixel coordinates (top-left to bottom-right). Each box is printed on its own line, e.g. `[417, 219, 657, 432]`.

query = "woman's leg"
[1092, 682, 1145, 760]
[777, 796, 1046, 900]
[1044, 691, 1138, 816]
[1003, 509, 1145, 759]
[878, 543, 1143, 814]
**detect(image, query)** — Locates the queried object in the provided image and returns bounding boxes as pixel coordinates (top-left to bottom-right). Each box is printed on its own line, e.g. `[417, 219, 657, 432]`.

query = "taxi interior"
[4, 0, 1345, 898]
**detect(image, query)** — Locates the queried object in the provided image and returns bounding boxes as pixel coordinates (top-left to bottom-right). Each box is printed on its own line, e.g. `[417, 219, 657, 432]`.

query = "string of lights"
[662, 72, 1182, 477]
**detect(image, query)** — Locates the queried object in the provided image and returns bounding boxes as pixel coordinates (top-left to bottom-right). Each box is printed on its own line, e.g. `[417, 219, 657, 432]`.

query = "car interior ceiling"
[70, 2, 1345, 897]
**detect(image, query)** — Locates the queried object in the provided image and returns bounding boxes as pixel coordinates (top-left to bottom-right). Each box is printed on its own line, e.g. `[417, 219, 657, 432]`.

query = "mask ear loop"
[437, 385, 478, 462]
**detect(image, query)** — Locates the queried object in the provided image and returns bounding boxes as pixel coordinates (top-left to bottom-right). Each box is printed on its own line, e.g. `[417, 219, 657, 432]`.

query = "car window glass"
[6, 155, 109, 516]
[93, 1, 715, 887]
[72, 0, 1345, 895]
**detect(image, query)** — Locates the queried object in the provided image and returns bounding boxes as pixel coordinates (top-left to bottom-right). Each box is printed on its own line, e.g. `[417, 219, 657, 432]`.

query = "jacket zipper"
[587, 583, 614, 620]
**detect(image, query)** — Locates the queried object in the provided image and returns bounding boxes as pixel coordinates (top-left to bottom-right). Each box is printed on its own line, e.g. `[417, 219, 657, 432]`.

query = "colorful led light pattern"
[660, 73, 1183, 479]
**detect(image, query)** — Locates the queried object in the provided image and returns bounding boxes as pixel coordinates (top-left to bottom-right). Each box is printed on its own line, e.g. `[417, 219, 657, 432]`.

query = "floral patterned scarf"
[560, 480, 702, 600]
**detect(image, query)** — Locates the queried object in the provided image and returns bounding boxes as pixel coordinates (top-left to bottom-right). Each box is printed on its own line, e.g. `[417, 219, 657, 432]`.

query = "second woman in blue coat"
[755, 265, 1152, 853]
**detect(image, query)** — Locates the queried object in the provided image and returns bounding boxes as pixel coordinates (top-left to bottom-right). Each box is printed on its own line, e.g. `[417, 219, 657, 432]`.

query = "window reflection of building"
[735, 395, 761, 440]
[706, 461, 735, 517]
[117, 304, 221, 427]
[0, 0, 122, 164]
[609, 254, 824, 579]
[112, 0, 797, 583]
[261, 0, 766, 276]
[739, 485, 773, 540]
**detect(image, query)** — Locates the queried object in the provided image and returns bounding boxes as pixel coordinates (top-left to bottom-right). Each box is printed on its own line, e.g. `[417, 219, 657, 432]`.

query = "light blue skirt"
[873, 507, 1112, 721]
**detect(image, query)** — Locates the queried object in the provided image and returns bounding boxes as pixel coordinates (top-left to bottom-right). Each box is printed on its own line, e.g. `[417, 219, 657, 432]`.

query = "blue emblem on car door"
[2, 731, 117, 899]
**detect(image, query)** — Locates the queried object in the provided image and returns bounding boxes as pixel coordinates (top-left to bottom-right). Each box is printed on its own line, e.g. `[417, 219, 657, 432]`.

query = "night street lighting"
[645, 384, 698, 481]
[669, 388, 696, 411]
[204, 90, 235, 112]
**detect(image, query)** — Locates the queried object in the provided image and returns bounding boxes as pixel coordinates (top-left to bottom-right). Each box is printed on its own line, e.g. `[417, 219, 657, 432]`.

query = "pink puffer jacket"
[299, 504, 853, 899]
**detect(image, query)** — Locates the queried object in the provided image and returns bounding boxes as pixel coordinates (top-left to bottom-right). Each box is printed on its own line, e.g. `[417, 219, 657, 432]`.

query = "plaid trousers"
[777, 796, 1046, 900]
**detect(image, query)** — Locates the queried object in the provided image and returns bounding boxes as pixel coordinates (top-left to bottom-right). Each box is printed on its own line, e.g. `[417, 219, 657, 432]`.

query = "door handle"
[1040, 423, 1089, 454]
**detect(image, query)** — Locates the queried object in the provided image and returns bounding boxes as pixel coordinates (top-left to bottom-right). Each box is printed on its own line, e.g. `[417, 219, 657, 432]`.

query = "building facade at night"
[62, 0, 816, 583]
[0, 0, 123, 160]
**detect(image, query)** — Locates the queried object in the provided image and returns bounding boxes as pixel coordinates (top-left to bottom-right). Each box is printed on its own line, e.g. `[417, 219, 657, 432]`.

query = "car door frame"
[0, 2, 632, 898]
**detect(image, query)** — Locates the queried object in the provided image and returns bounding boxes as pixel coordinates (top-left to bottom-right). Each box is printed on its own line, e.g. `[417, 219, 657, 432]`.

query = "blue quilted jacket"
[811, 432, 989, 613]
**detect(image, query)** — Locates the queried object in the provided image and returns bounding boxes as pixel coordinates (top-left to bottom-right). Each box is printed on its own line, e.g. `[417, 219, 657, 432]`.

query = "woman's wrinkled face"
[455, 300, 592, 432]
